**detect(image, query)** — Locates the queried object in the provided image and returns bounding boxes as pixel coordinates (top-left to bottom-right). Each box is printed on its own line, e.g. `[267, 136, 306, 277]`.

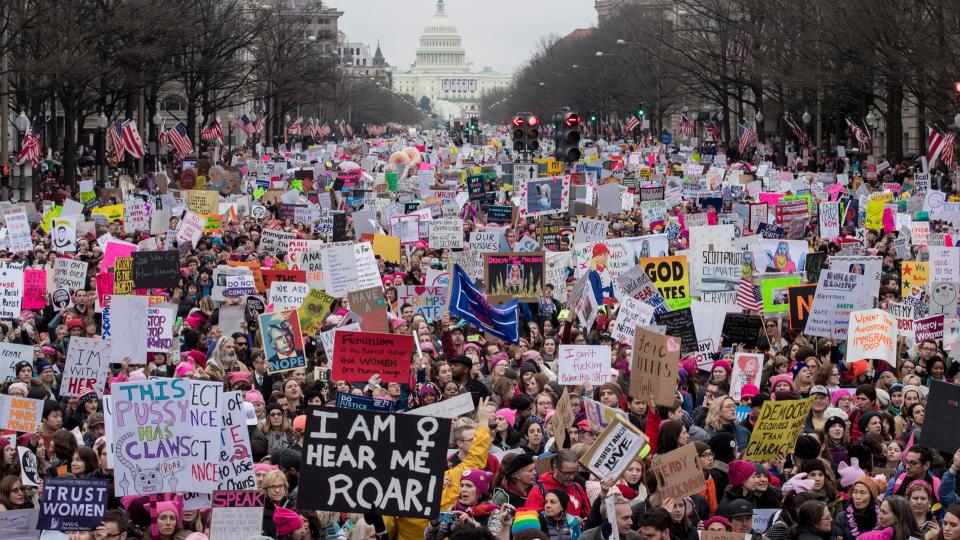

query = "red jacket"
[525, 472, 591, 518]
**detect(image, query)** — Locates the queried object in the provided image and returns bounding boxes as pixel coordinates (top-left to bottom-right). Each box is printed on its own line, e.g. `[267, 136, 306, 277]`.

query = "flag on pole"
[785, 116, 808, 146]
[16, 121, 41, 168]
[201, 117, 223, 143]
[738, 124, 758, 154]
[846, 117, 871, 154]
[625, 116, 640, 132]
[106, 120, 125, 162]
[254, 114, 266, 134]
[678, 113, 694, 137]
[703, 120, 722, 142]
[287, 116, 303, 136]
[318, 122, 331, 138]
[928, 127, 955, 169]
[121, 120, 144, 158]
[234, 114, 256, 136]
[448, 264, 520, 343]
[167, 122, 194, 157]
[736, 277, 762, 312]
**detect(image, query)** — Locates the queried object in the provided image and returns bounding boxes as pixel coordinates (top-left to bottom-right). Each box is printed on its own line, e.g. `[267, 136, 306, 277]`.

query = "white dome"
[414, 0, 467, 69]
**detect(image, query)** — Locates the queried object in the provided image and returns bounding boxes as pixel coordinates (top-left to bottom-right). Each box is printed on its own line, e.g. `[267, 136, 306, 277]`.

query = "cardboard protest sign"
[484, 252, 545, 303]
[259, 228, 296, 256]
[131, 251, 180, 289]
[846, 309, 896, 363]
[0, 263, 24, 319]
[259, 310, 306, 373]
[805, 271, 871, 338]
[651, 444, 706, 500]
[788, 284, 816, 332]
[396, 285, 449, 320]
[298, 407, 451, 518]
[147, 306, 174, 352]
[428, 218, 464, 249]
[902, 261, 929, 297]
[299, 289, 336, 336]
[579, 415, 648, 480]
[37, 477, 109, 531]
[581, 396, 628, 433]
[610, 297, 656, 343]
[550, 389, 576, 451]
[22, 269, 46, 310]
[210, 491, 265, 540]
[112, 257, 134, 295]
[332, 331, 414, 384]
[923, 380, 960, 453]
[62, 337, 111, 397]
[54, 258, 88, 290]
[186, 189, 219, 215]
[630, 327, 679, 407]
[347, 286, 389, 332]
[269, 281, 309, 311]
[759, 275, 802, 313]
[743, 398, 813, 461]
[110, 379, 221, 495]
[406, 392, 475, 419]
[557, 345, 611, 386]
[0, 394, 44, 433]
[217, 391, 256, 490]
[655, 308, 699, 354]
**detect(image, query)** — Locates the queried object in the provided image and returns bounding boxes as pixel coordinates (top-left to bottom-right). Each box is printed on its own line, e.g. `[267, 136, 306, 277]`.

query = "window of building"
[161, 96, 185, 112]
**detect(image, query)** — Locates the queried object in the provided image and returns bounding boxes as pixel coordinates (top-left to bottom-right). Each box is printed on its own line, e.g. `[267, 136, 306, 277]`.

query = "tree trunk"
[62, 97, 77, 188]
[886, 80, 904, 162]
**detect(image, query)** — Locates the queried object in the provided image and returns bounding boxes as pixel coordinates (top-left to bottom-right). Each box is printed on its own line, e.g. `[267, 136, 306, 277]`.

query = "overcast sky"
[336, 0, 598, 75]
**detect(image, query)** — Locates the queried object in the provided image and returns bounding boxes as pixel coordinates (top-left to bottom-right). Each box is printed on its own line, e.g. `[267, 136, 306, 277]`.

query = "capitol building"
[391, 0, 512, 120]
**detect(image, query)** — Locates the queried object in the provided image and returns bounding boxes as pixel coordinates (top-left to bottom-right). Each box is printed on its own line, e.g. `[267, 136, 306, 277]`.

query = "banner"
[651, 444, 706, 500]
[579, 415, 648, 481]
[630, 327, 679, 407]
[449, 264, 519, 343]
[38, 477, 110, 531]
[62, 337, 111, 396]
[110, 379, 222, 495]
[259, 310, 307, 373]
[297, 407, 451, 518]
[210, 491, 265, 540]
[742, 398, 813, 461]
[332, 331, 414, 383]
[846, 309, 896, 364]
[557, 345, 611, 386]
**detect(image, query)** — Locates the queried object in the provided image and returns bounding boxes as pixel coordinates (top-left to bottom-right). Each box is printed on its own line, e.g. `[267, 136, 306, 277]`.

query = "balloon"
[402, 146, 422, 164]
[388, 151, 411, 165]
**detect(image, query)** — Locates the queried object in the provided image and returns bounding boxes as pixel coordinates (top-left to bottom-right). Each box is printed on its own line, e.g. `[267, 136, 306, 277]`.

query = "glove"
[601, 522, 613, 540]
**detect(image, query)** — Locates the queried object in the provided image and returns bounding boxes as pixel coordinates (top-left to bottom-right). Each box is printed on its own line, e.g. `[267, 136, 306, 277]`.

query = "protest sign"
[0, 263, 24, 319]
[0, 394, 43, 433]
[396, 285, 449, 320]
[333, 331, 414, 384]
[846, 309, 896, 363]
[617, 266, 669, 314]
[269, 281, 309, 311]
[630, 327, 679, 407]
[131, 251, 180, 289]
[110, 379, 221, 495]
[656, 308, 698, 354]
[37, 477, 109, 531]
[760, 275, 802, 313]
[651, 444, 706, 500]
[819, 202, 840, 238]
[923, 379, 960, 454]
[112, 257, 133, 295]
[743, 398, 813, 461]
[299, 289, 336, 336]
[484, 252, 545, 303]
[217, 391, 256, 490]
[428, 218, 464, 249]
[321, 244, 357, 297]
[575, 218, 609, 244]
[582, 396, 628, 433]
[298, 407, 451, 518]
[259, 228, 296, 256]
[147, 306, 174, 352]
[557, 345, 611, 386]
[62, 337, 111, 397]
[721, 313, 764, 349]
[610, 297, 656, 343]
[902, 261, 929, 297]
[347, 286, 389, 332]
[407, 392, 475, 419]
[335, 392, 395, 412]
[54, 258, 88, 290]
[108, 295, 149, 364]
[788, 284, 816, 332]
[0, 342, 34, 383]
[805, 271, 871, 338]
[640, 256, 690, 310]
[210, 491, 265, 540]
[579, 415, 648, 480]
[915, 314, 945, 342]
[260, 310, 306, 373]
[470, 231, 502, 252]
[186, 189, 219, 215]
[731, 353, 764, 400]
[4, 206, 32, 253]
[22, 269, 46, 310]
[19, 446, 40, 487]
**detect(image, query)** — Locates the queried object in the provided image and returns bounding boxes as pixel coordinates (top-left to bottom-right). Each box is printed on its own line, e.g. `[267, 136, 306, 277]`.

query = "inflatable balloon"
[402, 146, 422, 164]
[388, 151, 411, 166]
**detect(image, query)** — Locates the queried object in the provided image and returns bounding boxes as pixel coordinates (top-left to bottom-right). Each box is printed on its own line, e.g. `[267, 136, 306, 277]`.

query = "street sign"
[662, 132, 673, 144]
[514, 163, 537, 181]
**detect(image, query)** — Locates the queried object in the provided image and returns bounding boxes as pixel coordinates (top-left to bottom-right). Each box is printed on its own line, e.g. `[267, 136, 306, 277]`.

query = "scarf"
[846, 502, 879, 536]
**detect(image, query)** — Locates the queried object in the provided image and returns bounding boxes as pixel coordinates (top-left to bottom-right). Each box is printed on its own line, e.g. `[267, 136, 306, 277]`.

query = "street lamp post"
[866, 112, 878, 151]
[15, 111, 29, 198]
[152, 110, 162, 171]
[227, 112, 235, 152]
[97, 112, 108, 183]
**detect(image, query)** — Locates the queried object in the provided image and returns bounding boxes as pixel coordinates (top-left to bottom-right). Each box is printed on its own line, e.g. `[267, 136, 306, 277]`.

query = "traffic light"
[526, 115, 540, 151]
[512, 115, 526, 151]
[554, 111, 582, 163]
[470, 117, 479, 132]
[637, 106, 646, 117]
[589, 113, 598, 123]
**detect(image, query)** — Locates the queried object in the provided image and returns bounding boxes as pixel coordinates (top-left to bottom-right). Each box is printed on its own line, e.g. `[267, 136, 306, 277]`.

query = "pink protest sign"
[100, 241, 137, 273]
[22, 269, 47, 310]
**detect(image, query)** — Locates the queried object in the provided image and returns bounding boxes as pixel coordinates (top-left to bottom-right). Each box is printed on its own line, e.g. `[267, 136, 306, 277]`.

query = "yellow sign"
[205, 215, 222, 234]
[639, 255, 690, 310]
[865, 192, 894, 231]
[901, 261, 929, 297]
[299, 289, 336, 335]
[743, 398, 813, 461]
[372, 234, 401, 264]
[186, 189, 219, 215]
[40, 206, 63, 234]
[547, 160, 563, 176]
[92, 204, 124, 223]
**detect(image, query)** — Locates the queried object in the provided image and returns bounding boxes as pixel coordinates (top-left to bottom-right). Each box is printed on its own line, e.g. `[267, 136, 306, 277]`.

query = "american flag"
[928, 127, 956, 169]
[846, 117, 871, 154]
[107, 120, 125, 162]
[254, 114, 266, 134]
[287, 116, 303, 136]
[345, 122, 353, 137]
[703, 120, 722, 142]
[625, 116, 640, 132]
[306, 118, 318, 138]
[736, 277, 762, 312]
[738, 124, 758, 154]
[726, 26, 752, 62]
[167, 122, 194, 157]
[16, 121, 41, 168]
[200, 117, 223, 143]
[678, 113, 694, 137]
[234, 114, 256, 136]
[158, 121, 169, 150]
[121, 120, 144, 158]
[318, 122, 331, 138]
[786, 116, 808, 146]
